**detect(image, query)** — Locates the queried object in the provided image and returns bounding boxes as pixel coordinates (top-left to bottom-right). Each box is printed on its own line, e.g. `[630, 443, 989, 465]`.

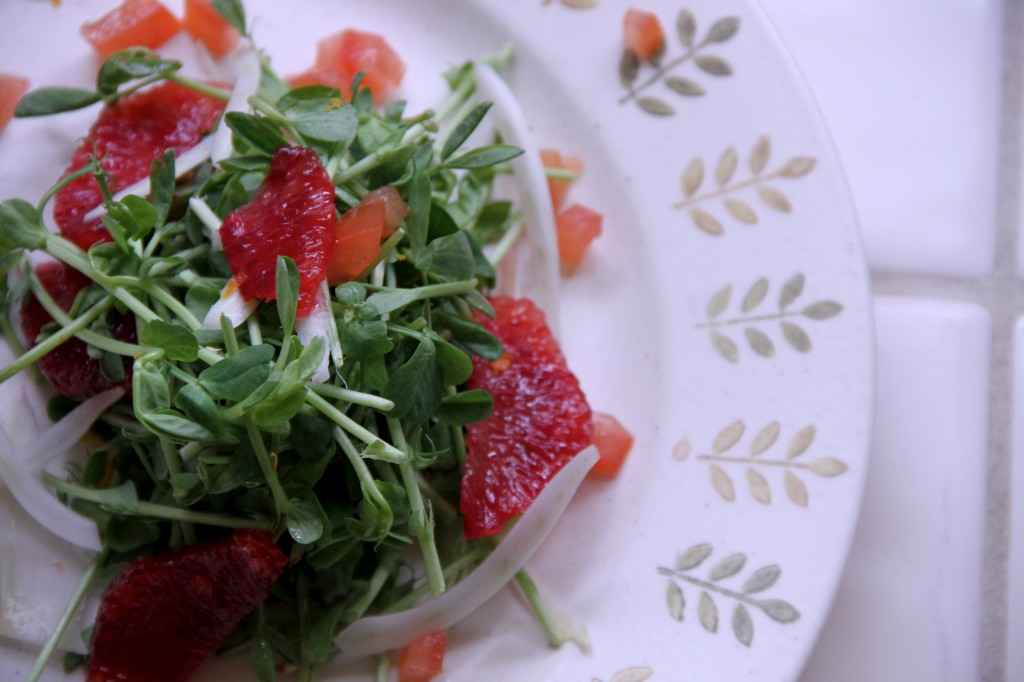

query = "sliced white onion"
[473, 62, 561, 339]
[82, 137, 215, 222]
[332, 445, 598, 659]
[201, 279, 258, 330]
[0, 388, 123, 552]
[295, 290, 332, 385]
[211, 47, 263, 165]
[188, 195, 223, 250]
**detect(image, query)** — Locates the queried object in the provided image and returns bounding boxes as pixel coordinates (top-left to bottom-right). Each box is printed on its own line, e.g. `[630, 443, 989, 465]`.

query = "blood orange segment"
[20, 261, 135, 400]
[53, 81, 225, 250]
[221, 146, 335, 316]
[397, 630, 447, 682]
[589, 412, 635, 478]
[80, 0, 182, 58]
[364, 185, 409, 237]
[555, 203, 603, 275]
[87, 529, 288, 682]
[623, 8, 665, 62]
[0, 73, 29, 133]
[315, 29, 405, 102]
[183, 0, 241, 58]
[461, 297, 592, 539]
[540, 148, 583, 212]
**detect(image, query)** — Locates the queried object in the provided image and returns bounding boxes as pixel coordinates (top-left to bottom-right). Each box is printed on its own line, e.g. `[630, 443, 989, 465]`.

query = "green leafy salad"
[0, 2, 596, 680]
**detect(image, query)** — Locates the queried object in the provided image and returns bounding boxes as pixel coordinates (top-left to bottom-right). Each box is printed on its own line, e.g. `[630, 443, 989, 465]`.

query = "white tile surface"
[758, 0, 1002, 279]
[800, 298, 990, 682]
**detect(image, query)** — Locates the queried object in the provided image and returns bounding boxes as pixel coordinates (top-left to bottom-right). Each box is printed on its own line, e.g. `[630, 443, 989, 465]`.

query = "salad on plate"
[0, 1, 630, 680]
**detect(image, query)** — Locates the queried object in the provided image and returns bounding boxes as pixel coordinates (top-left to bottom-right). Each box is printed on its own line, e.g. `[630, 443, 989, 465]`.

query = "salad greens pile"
[0, 2, 574, 678]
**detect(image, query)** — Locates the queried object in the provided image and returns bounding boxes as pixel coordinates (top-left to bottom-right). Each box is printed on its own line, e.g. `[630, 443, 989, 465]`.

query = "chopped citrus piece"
[183, 0, 241, 58]
[80, 0, 182, 58]
[326, 186, 407, 283]
[315, 29, 405, 102]
[327, 201, 385, 284]
[0, 73, 29, 133]
[623, 8, 665, 61]
[589, 412, 635, 478]
[555, 203, 603, 274]
[540, 148, 583, 212]
[397, 630, 447, 682]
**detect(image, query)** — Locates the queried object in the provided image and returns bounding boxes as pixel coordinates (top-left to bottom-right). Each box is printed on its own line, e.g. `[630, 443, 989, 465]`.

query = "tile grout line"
[874, 3, 1024, 679]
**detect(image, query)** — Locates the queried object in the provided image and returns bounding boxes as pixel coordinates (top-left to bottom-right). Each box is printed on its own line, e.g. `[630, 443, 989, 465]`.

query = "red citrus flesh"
[19, 261, 135, 400]
[220, 146, 335, 316]
[87, 529, 288, 682]
[461, 297, 592, 539]
[53, 81, 225, 250]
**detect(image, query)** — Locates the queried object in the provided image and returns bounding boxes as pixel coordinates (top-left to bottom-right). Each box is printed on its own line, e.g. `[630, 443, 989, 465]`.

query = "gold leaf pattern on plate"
[675, 137, 817, 233]
[695, 273, 843, 362]
[658, 545, 801, 647]
[689, 422, 848, 507]
[619, 8, 740, 116]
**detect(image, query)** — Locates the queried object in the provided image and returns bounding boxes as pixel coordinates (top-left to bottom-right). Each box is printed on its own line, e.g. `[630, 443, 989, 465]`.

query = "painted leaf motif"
[742, 564, 781, 594]
[778, 272, 805, 309]
[708, 553, 746, 581]
[619, 50, 640, 87]
[732, 603, 754, 647]
[650, 42, 666, 68]
[666, 76, 705, 96]
[724, 198, 757, 224]
[695, 54, 733, 76]
[779, 156, 817, 177]
[710, 464, 736, 501]
[749, 422, 781, 455]
[611, 668, 655, 682]
[706, 16, 740, 43]
[803, 300, 844, 320]
[761, 599, 801, 623]
[691, 207, 724, 236]
[742, 277, 769, 312]
[706, 284, 732, 319]
[675, 543, 714, 570]
[715, 146, 738, 186]
[787, 425, 816, 459]
[638, 97, 675, 116]
[758, 184, 792, 212]
[560, 0, 600, 8]
[784, 469, 809, 507]
[781, 321, 811, 352]
[749, 135, 771, 174]
[744, 327, 774, 358]
[710, 331, 738, 362]
[666, 580, 685, 621]
[713, 420, 745, 453]
[810, 457, 849, 477]
[682, 157, 705, 198]
[677, 9, 696, 48]
[747, 468, 771, 504]
[698, 591, 718, 633]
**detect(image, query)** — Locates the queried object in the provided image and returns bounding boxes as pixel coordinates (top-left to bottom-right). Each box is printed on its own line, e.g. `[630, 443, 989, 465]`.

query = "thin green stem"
[35, 164, 94, 215]
[334, 123, 428, 184]
[0, 293, 115, 385]
[167, 73, 231, 101]
[307, 392, 405, 462]
[24, 549, 108, 682]
[245, 419, 291, 515]
[389, 417, 444, 595]
[486, 213, 525, 267]
[311, 383, 393, 411]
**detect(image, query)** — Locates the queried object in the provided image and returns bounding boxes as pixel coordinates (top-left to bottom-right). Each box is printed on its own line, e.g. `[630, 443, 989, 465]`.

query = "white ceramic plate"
[0, 1, 874, 680]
